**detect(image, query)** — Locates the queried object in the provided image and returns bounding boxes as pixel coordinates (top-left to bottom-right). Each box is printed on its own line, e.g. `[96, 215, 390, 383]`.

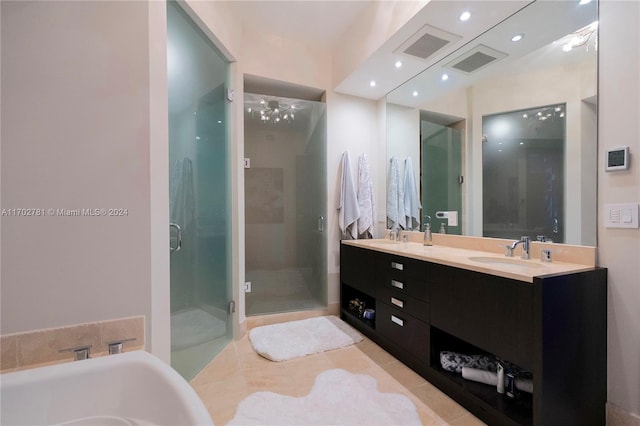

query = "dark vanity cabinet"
[340, 243, 607, 426]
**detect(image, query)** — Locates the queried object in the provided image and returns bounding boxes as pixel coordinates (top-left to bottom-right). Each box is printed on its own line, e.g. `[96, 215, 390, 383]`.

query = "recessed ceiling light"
[511, 34, 524, 42]
[395, 61, 403, 68]
[579, 0, 592, 5]
[412, 91, 419, 97]
[369, 80, 376, 87]
[441, 74, 449, 81]
[459, 11, 471, 21]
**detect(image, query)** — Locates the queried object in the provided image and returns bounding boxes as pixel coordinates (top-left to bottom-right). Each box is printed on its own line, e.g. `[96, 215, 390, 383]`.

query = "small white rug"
[228, 368, 422, 425]
[249, 316, 363, 362]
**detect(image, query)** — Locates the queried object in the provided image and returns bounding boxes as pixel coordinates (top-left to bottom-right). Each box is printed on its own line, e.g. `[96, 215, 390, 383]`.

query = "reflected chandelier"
[560, 21, 598, 53]
[247, 99, 296, 124]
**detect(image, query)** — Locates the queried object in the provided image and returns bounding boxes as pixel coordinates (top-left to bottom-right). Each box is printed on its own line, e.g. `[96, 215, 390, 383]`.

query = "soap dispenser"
[439, 222, 446, 234]
[423, 216, 432, 246]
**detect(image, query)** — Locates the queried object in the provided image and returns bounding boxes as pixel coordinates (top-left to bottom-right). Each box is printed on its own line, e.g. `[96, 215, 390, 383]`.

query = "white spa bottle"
[497, 363, 505, 394]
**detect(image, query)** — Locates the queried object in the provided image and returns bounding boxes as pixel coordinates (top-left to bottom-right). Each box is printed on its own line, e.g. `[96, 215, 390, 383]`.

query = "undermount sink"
[468, 256, 545, 269]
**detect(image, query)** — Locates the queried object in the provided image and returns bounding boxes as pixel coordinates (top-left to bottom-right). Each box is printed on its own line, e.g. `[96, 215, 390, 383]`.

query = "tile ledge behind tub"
[0, 315, 144, 373]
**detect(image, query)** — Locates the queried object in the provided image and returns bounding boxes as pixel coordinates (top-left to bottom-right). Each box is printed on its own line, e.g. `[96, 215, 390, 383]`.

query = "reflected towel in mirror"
[386, 157, 405, 229]
[403, 156, 421, 231]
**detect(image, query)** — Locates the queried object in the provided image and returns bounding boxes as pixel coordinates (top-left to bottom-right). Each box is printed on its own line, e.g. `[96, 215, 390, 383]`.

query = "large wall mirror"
[386, 0, 598, 246]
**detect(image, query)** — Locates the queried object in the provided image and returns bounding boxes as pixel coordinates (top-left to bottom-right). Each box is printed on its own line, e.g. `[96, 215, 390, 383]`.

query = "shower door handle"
[170, 223, 182, 254]
[318, 216, 324, 232]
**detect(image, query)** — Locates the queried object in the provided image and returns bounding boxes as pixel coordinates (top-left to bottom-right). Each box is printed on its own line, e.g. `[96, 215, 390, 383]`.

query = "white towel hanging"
[337, 151, 360, 239]
[404, 156, 421, 231]
[357, 153, 375, 239]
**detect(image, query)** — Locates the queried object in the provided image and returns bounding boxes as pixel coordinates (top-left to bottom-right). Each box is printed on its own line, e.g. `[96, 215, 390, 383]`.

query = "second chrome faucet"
[506, 236, 530, 259]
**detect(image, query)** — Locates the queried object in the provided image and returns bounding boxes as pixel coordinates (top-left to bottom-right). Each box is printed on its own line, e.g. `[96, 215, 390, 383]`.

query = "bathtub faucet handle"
[59, 345, 92, 361]
[107, 338, 137, 355]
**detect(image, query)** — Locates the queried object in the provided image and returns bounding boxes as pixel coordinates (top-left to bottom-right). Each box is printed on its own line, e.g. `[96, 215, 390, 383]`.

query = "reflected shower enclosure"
[421, 119, 463, 235]
[244, 93, 327, 316]
[482, 104, 565, 242]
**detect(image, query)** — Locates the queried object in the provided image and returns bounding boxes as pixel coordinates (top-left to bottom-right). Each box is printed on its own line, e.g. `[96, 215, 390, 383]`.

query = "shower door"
[167, 1, 231, 380]
[421, 120, 463, 235]
[244, 93, 327, 315]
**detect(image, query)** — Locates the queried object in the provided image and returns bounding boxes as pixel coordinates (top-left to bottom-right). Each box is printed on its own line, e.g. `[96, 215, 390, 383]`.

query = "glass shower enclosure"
[243, 93, 327, 316]
[167, 2, 231, 380]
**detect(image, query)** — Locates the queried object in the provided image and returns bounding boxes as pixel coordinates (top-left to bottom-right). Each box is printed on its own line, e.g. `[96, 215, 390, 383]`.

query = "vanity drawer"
[380, 273, 428, 302]
[377, 286, 429, 323]
[381, 253, 427, 279]
[377, 302, 429, 361]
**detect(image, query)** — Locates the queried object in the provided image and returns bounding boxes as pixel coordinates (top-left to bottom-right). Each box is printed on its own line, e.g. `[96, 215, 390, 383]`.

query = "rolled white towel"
[461, 367, 533, 394]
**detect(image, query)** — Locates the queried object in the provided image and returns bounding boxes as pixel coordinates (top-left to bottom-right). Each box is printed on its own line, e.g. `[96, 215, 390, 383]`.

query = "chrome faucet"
[506, 236, 531, 259]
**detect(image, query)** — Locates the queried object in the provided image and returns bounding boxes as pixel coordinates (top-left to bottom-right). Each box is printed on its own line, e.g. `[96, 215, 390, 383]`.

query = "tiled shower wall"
[0, 316, 144, 372]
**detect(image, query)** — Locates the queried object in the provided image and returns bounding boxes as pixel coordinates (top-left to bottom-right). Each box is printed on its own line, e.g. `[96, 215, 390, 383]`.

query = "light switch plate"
[604, 203, 639, 228]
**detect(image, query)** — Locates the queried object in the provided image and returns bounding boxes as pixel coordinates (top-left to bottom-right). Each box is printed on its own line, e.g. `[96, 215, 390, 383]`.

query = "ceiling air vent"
[445, 44, 508, 74]
[395, 25, 461, 61]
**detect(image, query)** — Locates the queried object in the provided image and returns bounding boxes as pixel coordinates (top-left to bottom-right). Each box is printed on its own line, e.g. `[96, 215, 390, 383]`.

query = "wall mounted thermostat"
[606, 146, 630, 171]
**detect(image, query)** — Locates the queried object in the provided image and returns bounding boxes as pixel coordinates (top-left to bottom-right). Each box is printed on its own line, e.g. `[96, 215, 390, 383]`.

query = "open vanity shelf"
[340, 243, 607, 426]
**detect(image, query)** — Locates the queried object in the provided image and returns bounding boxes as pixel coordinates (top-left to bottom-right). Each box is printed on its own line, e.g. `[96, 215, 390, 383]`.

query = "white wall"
[1, 2, 152, 336]
[599, 0, 640, 418]
[326, 93, 384, 306]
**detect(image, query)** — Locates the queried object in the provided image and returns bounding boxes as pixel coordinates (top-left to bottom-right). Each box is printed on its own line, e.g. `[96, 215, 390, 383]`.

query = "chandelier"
[247, 99, 296, 124]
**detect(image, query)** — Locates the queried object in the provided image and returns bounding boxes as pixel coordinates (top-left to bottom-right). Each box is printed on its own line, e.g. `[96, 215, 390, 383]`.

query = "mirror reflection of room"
[386, 0, 598, 246]
[482, 104, 565, 242]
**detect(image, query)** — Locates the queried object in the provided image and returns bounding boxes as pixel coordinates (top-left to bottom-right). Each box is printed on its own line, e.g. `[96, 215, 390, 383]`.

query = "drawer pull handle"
[391, 262, 404, 271]
[391, 297, 404, 308]
[391, 315, 404, 327]
[391, 280, 404, 290]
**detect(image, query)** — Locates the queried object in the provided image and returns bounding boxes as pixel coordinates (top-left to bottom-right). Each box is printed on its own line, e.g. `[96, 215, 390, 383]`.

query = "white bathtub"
[0, 350, 213, 426]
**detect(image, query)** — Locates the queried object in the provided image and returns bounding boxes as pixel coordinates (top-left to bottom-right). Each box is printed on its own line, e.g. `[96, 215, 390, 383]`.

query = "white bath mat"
[228, 368, 423, 425]
[249, 316, 363, 362]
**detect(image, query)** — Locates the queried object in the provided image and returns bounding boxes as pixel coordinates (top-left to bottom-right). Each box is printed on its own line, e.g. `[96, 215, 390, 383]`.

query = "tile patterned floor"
[190, 314, 486, 425]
